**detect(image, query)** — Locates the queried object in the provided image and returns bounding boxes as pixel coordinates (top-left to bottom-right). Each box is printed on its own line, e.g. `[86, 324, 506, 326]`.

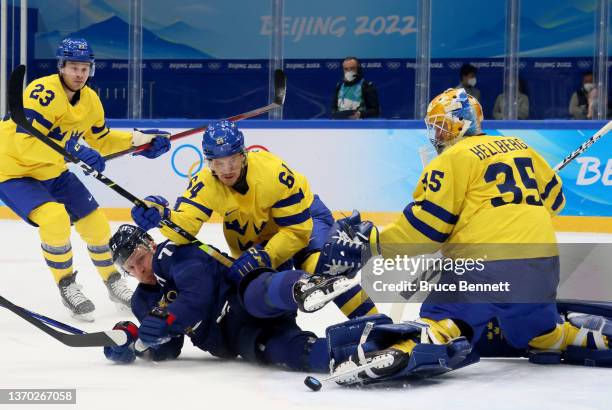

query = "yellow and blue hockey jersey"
[161, 150, 315, 268]
[0, 74, 133, 182]
[380, 134, 565, 260]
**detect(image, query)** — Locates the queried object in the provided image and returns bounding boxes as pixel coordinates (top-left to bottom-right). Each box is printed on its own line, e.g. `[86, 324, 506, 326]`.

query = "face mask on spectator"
[467, 77, 477, 87]
[583, 82, 594, 92]
[344, 71, 357, 82]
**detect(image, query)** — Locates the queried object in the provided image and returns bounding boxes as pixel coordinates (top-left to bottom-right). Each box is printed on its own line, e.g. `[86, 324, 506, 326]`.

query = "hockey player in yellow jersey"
[131, 120, 378, 319]
[0, 38, 171, 321]
[317, 89, 612, 385]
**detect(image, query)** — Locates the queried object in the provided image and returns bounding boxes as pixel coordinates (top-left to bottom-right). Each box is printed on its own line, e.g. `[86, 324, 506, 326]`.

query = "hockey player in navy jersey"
[102, 224, 359, 369]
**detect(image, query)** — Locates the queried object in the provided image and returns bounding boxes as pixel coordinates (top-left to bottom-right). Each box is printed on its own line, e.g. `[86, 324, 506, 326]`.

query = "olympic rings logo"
[171, 144, 203, 178]
[171, 144, 270, 179]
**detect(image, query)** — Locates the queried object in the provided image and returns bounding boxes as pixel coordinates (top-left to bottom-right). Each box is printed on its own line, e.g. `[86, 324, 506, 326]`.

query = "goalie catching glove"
[315, 210, 380, 276]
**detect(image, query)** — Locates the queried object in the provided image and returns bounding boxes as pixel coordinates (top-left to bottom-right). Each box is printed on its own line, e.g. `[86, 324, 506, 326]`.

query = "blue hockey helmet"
[202, 120, 246, 160]
[109, 224, 154, 274]
[56, 38, 96, 77]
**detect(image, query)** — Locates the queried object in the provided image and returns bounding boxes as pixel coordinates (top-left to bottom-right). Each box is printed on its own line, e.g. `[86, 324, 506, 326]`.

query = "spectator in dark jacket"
[331, 57, 380, 119]
[569, 71, 593, 119]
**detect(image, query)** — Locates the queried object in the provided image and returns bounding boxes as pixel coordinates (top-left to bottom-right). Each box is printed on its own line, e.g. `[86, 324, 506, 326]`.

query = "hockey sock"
[332, 284, 379, 318]
[74, 209, 115, 281]
[29, 202, 73, 283]
[420, 318, 463, 343]
[389, 338, 418, 354]
[529, 321, 608, 350]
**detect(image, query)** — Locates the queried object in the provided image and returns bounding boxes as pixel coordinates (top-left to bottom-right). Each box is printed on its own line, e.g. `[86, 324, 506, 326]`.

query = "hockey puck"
[304, 375, 322, 391]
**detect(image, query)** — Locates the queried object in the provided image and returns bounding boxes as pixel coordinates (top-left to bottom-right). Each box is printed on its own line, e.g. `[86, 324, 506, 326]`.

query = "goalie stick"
[8, 65, 233, 269]
[102, 69, 287, 161]
[0, 294, 127, 347]
[554, 119, 612, 171]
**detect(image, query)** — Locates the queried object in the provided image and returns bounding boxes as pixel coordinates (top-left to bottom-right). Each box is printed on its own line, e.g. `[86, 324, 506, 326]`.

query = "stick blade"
[273, 69, 287, 105]
[59, 330, 128, 348]
[8, 65, 26, 122]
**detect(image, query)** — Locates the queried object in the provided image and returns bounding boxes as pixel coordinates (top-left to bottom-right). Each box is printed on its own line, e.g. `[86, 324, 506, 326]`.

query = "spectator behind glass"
[456, 63, 481, 102]
[586, 87, 612, 119]
[493, 78, 530, 119]
[331, 57, 380, 119]
[569, 71, 593, 119]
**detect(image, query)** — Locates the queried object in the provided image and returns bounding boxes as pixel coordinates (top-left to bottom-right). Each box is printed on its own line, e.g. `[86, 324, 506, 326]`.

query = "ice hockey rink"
[1, 219, 611, 410]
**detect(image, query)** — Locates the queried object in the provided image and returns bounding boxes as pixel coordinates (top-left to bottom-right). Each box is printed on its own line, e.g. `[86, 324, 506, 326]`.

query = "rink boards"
[0, 120, 610, 232]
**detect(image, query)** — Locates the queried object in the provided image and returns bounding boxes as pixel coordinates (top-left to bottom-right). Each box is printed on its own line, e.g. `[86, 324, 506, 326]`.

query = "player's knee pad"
[29, 202, 71, 245]
[242, 269, 303, 318]
[237, 267, 275, 306]
[74, 208, 111, 245]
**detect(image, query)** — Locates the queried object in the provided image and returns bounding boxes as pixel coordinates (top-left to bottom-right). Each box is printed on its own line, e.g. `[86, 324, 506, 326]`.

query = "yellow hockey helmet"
[425, 88, 481, 152]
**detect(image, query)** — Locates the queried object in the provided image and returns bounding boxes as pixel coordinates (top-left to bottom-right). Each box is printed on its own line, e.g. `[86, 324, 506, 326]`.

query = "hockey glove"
[228, 244, 272, 285]
[138, 307, 182, 347]
[64, 136, 105, 175]
[131, 195, 170, 231]
[315, 210, 380, 276]
[103, 321, 139, 364]
[132, 128, 171, 159]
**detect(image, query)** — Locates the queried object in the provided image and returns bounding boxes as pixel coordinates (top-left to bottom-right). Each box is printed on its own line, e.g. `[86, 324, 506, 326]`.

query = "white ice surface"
[0, 220, 611, 410]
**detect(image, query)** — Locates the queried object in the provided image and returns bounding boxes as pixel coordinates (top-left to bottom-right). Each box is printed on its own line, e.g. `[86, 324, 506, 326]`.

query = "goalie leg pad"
[563, 313, 612, 367]
[327, 315, 475, 385]
[326, 314, 394, 365]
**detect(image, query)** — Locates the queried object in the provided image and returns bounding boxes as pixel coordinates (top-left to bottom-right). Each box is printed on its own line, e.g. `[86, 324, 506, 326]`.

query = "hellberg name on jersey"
[380, 134, 565, 261]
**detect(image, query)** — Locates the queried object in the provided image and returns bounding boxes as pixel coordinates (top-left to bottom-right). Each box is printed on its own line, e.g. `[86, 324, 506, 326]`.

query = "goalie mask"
[425, 88, 482, 153]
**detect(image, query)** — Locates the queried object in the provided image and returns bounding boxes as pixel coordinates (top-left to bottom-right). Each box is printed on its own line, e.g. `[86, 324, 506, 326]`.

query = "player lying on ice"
[102, 224, 364, 368]
[103, 224, 477, 381]
[130, 120, 378, 320]
[312, 88, 612, 386]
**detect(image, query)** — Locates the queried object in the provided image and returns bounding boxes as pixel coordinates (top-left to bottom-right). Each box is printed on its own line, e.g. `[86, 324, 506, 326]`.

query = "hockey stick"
[102, 69, 287, 161]
[9, 65, 233, 269]
[0, 294, 127, 347]
[25, 308, 87, 335]
[554, 120, 612, 171]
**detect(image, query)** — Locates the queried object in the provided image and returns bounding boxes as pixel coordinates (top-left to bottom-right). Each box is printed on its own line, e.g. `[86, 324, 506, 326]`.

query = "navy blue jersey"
[130, 241, 302, 361]
[131, 241, 237, 357]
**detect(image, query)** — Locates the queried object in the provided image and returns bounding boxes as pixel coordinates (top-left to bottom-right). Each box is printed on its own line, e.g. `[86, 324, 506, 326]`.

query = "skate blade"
[331, 355, 394, 386]
[303, 277, 360, 312]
